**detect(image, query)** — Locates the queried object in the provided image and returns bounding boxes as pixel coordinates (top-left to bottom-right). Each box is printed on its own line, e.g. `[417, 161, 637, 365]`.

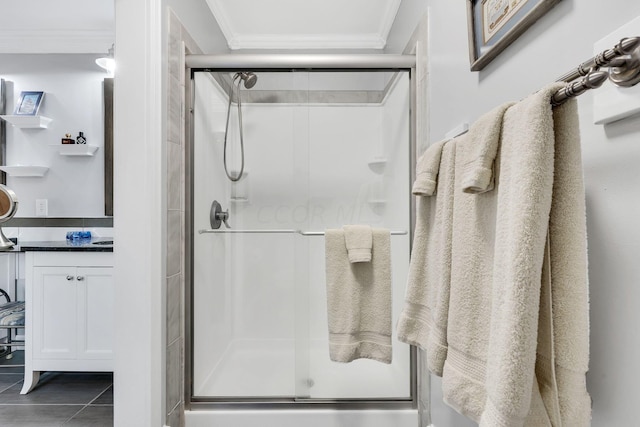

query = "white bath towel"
[459, 102, 513, 193]
[441, 83, 590, 427]
[413, 139, 447, 196]
[396, 139, 456, 376]
[343, 225, 373, 263]
[325, 228, 392, 364]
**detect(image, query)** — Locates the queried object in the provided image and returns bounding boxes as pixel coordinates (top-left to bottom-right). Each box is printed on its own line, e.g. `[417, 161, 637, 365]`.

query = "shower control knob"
[210, 200, 231, 229]
[218, 209, 231, 228]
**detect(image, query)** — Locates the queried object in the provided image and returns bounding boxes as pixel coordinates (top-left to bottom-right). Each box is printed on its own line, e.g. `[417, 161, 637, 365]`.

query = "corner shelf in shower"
[0, 115, 52, 129]
[0, 165, 49, 177]
[367, 199, 387, 215]
[229, 197, 249, 203]
[56, 145, 99, 156]
[367, 158, 387, 174]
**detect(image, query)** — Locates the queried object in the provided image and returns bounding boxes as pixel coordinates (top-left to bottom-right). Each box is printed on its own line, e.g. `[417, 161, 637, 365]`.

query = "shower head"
[235, 72, 258, 89]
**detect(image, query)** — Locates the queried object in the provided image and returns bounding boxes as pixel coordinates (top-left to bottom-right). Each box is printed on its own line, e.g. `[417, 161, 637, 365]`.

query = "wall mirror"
[0, 184, 18, 248]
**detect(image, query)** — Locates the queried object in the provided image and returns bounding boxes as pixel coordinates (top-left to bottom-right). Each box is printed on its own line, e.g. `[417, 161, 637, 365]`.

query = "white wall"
[0, 54, 107, 217]
[403, 1, 640, 426]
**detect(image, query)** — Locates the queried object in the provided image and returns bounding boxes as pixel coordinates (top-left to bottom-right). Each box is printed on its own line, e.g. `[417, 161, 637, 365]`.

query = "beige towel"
[325, 228, 392, 364]
[538, 97, 591, 427]
[412, 139, 447, 196]
[343, 225, 373, 263]
[396, 139, 456, 376]
[441, 83, 590, 427]
[459, 102, 514, 193]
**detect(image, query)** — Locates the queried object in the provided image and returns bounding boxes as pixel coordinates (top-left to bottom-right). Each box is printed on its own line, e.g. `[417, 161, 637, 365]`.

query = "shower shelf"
[367, 158, 387, 174]
[199, 229, 407, 236]
[229, 197, 249, 203]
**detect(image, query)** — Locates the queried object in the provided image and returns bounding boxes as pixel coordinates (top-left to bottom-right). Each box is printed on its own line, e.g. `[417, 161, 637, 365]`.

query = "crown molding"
[207, 0, 401, 50]
[378, 0, 402, 44]
[0, 29, 114, 53]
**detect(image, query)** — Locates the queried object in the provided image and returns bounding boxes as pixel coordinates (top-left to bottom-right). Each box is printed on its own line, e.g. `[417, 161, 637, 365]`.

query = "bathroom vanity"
[19, 243, 114, 394]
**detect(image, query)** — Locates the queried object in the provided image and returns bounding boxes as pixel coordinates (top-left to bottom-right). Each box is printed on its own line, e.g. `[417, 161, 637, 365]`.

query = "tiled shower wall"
[166, 9, 200, 427]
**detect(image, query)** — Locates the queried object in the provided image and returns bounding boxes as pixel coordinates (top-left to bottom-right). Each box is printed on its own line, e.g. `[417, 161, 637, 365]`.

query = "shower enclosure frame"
[184, 54, 419, 412]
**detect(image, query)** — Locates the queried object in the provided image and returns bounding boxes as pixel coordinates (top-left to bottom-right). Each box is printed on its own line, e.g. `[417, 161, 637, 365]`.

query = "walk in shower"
[187, 56, 419, 426]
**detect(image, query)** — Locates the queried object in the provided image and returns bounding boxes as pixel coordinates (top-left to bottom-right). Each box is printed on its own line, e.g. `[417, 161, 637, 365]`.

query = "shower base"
[185, 409, 418, 427]
[194, 338, 410, 399]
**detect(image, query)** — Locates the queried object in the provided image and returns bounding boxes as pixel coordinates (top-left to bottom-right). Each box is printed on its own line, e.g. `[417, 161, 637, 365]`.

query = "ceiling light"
[96, 44, 115, 76]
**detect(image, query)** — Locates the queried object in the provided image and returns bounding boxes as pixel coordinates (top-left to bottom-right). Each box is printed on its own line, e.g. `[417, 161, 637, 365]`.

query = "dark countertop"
[4, 240, 114, 252]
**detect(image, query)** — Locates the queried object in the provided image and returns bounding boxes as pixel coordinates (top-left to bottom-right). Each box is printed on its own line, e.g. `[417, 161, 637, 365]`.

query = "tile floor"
[0, 352, 113, 426]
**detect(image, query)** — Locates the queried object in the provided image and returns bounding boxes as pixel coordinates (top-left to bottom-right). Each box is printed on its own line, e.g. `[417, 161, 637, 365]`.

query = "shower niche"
[190, 69, 413, 403]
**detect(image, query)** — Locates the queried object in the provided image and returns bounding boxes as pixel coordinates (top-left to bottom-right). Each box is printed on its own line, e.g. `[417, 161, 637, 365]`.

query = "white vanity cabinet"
[21, 251, 114, 394]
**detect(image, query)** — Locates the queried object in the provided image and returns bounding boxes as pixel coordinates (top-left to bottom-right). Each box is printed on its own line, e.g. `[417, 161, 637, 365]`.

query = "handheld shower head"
[235, 72, 258, 89]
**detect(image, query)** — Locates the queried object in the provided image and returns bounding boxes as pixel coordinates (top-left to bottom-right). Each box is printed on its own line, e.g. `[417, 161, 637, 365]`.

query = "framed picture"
[467, 0, 562, 71]
[13, 91, 45, 116]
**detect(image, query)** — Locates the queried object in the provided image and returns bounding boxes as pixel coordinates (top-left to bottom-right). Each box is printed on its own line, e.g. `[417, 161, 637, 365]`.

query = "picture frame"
[467, 0, 562, 71]
[13, 91, 45, 116]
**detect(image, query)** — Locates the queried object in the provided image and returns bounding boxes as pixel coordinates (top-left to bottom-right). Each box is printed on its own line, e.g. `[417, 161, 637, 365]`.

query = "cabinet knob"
[66, 275, 74, 281]
[76, 276, 85, 281]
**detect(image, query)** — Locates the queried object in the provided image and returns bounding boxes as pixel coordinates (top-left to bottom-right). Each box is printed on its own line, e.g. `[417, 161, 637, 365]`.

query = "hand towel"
[325, 228, 392, 364]
[458, 102, 514, 193]
[440, 83, 590, 427]
[412, 139, 447, 196]
[343, 224, 373, 263]
[396, 139, 456, 376]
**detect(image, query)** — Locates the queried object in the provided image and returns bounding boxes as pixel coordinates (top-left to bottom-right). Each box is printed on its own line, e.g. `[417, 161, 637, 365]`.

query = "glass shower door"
[191, 69, 412, 401]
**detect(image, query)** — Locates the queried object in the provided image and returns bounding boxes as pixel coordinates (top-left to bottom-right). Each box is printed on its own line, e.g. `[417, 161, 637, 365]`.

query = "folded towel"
[459, 102, 513, 194]
[413, 139, 447, 196]
[396, 139, 456, 376]
[343, 225, 373, 263]
[325, 228, 392, 364]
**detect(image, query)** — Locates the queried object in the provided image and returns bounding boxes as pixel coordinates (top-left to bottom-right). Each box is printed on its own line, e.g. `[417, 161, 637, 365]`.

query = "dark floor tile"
[0, 404, 82, 426]
[0, 350, 25, 374]
[63, 405, 113, 426]
[91, 385, 113, 405]
[0, 372, 112, 405]
[0, 374, 23, 392]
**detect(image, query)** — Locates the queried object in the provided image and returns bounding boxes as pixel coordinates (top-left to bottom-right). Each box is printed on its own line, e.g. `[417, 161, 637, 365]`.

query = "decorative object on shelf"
[0, 184, 18, 250]
[13, 91, 45, 116]
[0, 115, 52, 128]
[467, 0, 562, 71]
[96, 44, 116, 76]
[76, 131, 87, 144]
[61, 133, 75, 144]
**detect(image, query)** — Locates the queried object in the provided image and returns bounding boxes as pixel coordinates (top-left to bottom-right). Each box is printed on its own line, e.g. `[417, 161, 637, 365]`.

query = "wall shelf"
[0, 115, 52, 129]
[57, 145, 99, 156]
[0, 165, 49, 177]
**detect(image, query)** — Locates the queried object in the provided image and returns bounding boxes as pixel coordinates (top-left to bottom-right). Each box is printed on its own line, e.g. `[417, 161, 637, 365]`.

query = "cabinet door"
[33, 267, 78, 360]
[77, 267, 114, 360]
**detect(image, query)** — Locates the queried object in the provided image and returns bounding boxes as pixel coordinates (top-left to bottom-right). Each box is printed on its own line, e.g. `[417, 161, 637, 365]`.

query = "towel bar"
[198, 229, 408, 236]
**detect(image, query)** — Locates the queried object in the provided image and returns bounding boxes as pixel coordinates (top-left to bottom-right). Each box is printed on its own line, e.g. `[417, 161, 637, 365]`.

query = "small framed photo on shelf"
[467, 0, 562, 71]
[13, 91, 45, 115]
